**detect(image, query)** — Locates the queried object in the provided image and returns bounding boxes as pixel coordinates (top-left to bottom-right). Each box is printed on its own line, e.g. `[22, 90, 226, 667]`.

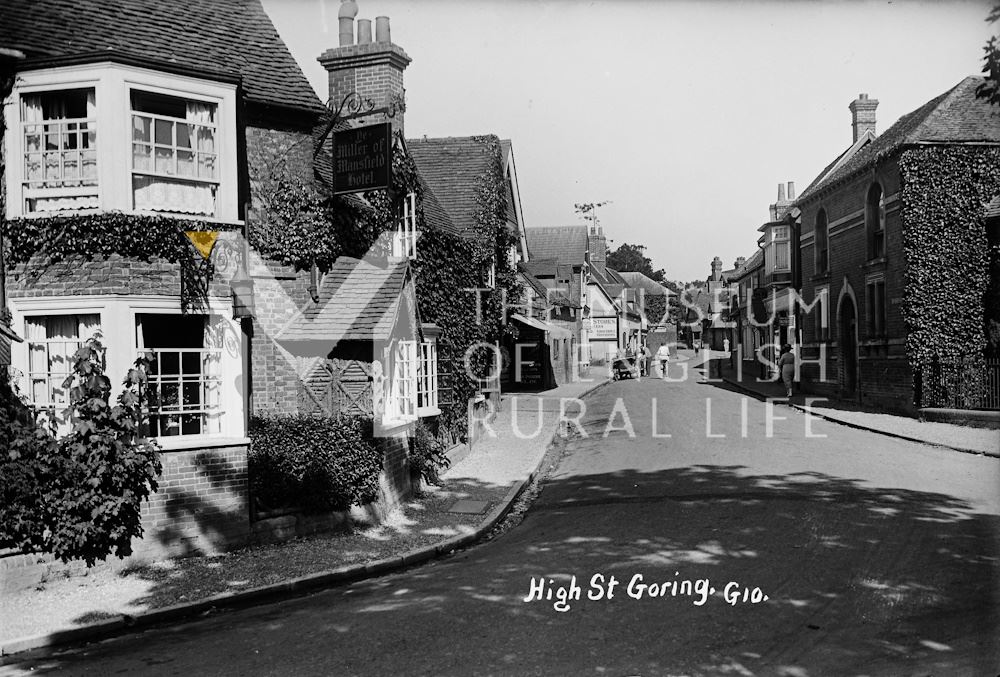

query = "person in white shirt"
[655, 343, 671, 378]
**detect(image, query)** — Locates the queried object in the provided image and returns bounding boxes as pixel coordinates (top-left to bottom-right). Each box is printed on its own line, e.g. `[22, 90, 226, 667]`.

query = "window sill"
[863, 257, 887, 268]
[417, 406, 441, 418]
[378, 416, 416, 434]
[153, 435, 250, 452]
[810, 273, 831, 282]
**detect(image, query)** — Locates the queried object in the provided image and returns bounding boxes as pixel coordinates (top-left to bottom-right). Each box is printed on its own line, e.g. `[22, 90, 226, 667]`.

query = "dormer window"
[130, 90, 218, 216]
[21, 88, 98, 213]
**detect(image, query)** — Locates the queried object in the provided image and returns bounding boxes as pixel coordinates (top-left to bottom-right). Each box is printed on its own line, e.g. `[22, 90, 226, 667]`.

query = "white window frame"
[865, 273, 887, 338]
[7, 296, 246, 449]
[814, 285, 830, 341]
[483, 258, 496, 289]
[416, 339, 439, 416]
[392, 192, 417, 259]
[22, 311, 103, 428]
[4, 62, 238, 222]
[384, 338, 417, 425]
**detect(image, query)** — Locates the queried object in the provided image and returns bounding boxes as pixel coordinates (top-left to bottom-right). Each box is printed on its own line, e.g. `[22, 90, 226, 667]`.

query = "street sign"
[333, 123, 392, 194]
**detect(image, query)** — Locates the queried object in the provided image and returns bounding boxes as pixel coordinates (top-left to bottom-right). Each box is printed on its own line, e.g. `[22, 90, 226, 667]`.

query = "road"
[4, 366, 999, 676]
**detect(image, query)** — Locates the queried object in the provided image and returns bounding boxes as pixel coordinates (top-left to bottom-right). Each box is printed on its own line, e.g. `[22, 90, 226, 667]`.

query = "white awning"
[511, 314, 573, 338]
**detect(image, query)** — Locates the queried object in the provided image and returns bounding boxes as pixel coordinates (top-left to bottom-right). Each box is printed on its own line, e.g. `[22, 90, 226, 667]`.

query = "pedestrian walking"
[655, 343, 671, 378]
[777, 343, 795, 398]
[641, 342, 652, 378]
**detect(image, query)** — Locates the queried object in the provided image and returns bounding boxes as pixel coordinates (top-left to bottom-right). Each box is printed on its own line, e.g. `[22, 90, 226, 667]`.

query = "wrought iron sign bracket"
[314, 90, 406, 159]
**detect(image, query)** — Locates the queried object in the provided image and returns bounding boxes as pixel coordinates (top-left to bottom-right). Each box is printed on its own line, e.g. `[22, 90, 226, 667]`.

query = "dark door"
[839, 296, 858, 396]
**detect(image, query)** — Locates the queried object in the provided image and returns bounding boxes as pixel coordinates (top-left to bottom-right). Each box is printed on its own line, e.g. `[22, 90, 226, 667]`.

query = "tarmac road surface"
[3, 368, 999, 676]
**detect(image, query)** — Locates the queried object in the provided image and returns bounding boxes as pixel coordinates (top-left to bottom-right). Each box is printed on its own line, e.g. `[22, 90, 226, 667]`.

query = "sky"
[261, 0, 995, 282]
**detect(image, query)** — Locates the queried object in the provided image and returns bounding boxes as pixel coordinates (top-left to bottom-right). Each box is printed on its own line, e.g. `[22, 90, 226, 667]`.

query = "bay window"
[131, 90, 218, 216]
[25, 313, 102, 421]
[6, 63, 237, 221]
[137, 313, 222, 437]
[21, 88, 98, 213]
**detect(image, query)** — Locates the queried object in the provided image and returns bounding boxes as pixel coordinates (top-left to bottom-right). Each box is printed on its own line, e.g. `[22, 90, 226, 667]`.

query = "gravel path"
[0, 480, 501, 644]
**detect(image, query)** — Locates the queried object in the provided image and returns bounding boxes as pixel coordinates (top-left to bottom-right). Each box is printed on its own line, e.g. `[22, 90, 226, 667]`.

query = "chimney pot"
[338, 0, 358, 46]
[787, 181, 796, 200]
[357, 18, 372, 44]
[375, 16, 391, 43]
[777, 183, 786, 202]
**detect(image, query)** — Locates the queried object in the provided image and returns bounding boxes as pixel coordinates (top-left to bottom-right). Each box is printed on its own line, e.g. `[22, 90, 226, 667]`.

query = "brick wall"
[319, 42, 410, 137]
[797, 154, 911, 409]
[134, 443, 250, 561]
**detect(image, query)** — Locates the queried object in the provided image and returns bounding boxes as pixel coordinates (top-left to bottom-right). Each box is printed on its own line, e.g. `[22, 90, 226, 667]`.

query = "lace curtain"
[26, 314, 101, 406]
[133, 100, 216, 216]
[22, 90, 99, 212]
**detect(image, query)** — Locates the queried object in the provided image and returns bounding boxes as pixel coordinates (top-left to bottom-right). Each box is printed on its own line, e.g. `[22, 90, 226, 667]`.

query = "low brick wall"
[133, 442, 251, 562]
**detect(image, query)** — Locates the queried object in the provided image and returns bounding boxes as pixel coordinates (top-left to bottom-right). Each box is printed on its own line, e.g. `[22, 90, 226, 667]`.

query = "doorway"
[839, 296, 858, 397]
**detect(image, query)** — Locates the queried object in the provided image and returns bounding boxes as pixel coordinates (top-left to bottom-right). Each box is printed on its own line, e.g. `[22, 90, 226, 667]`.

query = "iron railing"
[914, 354, 1000, 411]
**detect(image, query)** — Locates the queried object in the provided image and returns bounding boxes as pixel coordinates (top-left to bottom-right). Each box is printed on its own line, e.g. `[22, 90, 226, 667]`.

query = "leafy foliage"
[606, 242, 666, 282]
[899, 146, 1000, 401]
[410, 136, 522, 438]
[976, 4, 1000, 106]
[0, 338, 162, 565]
[248, 414, 383, 513]
[408, 419, 450, 485]
[1, 213, 230, 312]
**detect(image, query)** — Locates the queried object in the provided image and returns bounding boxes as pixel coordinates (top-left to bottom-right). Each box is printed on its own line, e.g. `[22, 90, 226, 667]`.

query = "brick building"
[795, 77, 1000, 413]
[0, 0, 332, 560]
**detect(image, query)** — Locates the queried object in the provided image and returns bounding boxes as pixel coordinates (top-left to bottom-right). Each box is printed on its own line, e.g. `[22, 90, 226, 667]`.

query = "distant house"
[795, 78, 1000, 413]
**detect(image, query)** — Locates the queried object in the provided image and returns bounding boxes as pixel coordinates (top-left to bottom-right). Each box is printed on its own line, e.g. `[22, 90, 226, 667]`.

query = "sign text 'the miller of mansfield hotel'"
[333, 123, 392, 194]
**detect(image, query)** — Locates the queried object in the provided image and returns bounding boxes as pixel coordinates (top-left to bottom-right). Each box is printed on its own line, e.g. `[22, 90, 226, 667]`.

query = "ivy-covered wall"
[899, 146, 1000, 405]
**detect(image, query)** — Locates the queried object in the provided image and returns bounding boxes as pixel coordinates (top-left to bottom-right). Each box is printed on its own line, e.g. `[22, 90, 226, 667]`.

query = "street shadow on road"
[9, 463, 1000, 677]
[310, 464, 1000, 676]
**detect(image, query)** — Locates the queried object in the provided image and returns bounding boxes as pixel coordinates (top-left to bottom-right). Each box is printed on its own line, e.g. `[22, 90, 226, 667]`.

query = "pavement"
[700, 351, 999, 458]
[0, 376, 608, 659]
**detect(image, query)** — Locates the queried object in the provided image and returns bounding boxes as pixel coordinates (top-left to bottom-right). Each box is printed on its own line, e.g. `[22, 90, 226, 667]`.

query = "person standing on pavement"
[640, 342, 652, 378]
[777, 343, 795, 398]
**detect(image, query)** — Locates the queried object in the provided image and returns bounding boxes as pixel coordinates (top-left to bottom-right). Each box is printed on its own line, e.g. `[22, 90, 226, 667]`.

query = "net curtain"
[133, 101, 216, 216]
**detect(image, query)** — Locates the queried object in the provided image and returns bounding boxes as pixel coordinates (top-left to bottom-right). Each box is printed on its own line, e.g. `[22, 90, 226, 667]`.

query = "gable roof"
[278, 257, 410, 345]
[798, 76, 999, 203]
[406, 136, 502, 238]
[525, 226, 589, 264]
[1, 0, 323, 114]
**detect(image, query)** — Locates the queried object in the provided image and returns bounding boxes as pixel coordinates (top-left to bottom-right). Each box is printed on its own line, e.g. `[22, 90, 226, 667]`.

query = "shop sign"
[591, 317, 617, 340]
[333, 123, 392, 194]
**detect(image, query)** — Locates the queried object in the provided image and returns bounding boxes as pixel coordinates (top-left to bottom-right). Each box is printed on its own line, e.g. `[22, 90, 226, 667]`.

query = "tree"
[0, 338, 162, 565]
[606, 242, 666, 282]
[976, 4, 1000, 105]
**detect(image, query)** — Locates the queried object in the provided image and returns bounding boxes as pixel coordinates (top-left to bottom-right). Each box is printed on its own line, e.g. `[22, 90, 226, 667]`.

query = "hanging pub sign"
[332, 123, 392, 194]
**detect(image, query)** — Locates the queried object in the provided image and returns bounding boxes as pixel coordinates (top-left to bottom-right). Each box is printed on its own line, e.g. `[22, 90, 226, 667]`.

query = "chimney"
[769, 179, 795, 221]
[338, 0, 357, 46]
[711, 256, 723, 282]
[319, 4, 411, 136]
[588, 225, 606, 274]
[849, 93, 878, 143]
[777, 183, 786, 202]
[787, 181, 795, 201]
[357, 19, 372, 44]
[735, 256, 746, 269]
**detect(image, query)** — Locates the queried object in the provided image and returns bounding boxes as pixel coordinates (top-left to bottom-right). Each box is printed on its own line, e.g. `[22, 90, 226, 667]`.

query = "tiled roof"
[278, 257, 410, 344]
[1, 0, 324, 114]
[521, 258, 559, 278]
[525, 226, 588, 264]
[616, 271, 669, 295]
[406, 136, 502, 238]
[725, 249, 764, 281]
[518, 264, 549, 298]
[798, 76, 998, 202]
[985, 195, 1000, 221]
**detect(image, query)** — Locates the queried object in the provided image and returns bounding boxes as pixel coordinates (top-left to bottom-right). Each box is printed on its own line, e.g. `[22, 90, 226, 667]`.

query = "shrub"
[409, 419, 450, 485]
[249, 414, 383, 514]
[0, 338, 162, 565]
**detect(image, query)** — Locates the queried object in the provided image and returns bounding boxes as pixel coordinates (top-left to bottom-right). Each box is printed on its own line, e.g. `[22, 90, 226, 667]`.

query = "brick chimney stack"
[849, 93, 878, 143]
[588, 221, 607, 274]
[734, 256, 746, 269]
[318, 1, 410, 136]
[711, 256, 723, 282]
[769, 181, 795, 221]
